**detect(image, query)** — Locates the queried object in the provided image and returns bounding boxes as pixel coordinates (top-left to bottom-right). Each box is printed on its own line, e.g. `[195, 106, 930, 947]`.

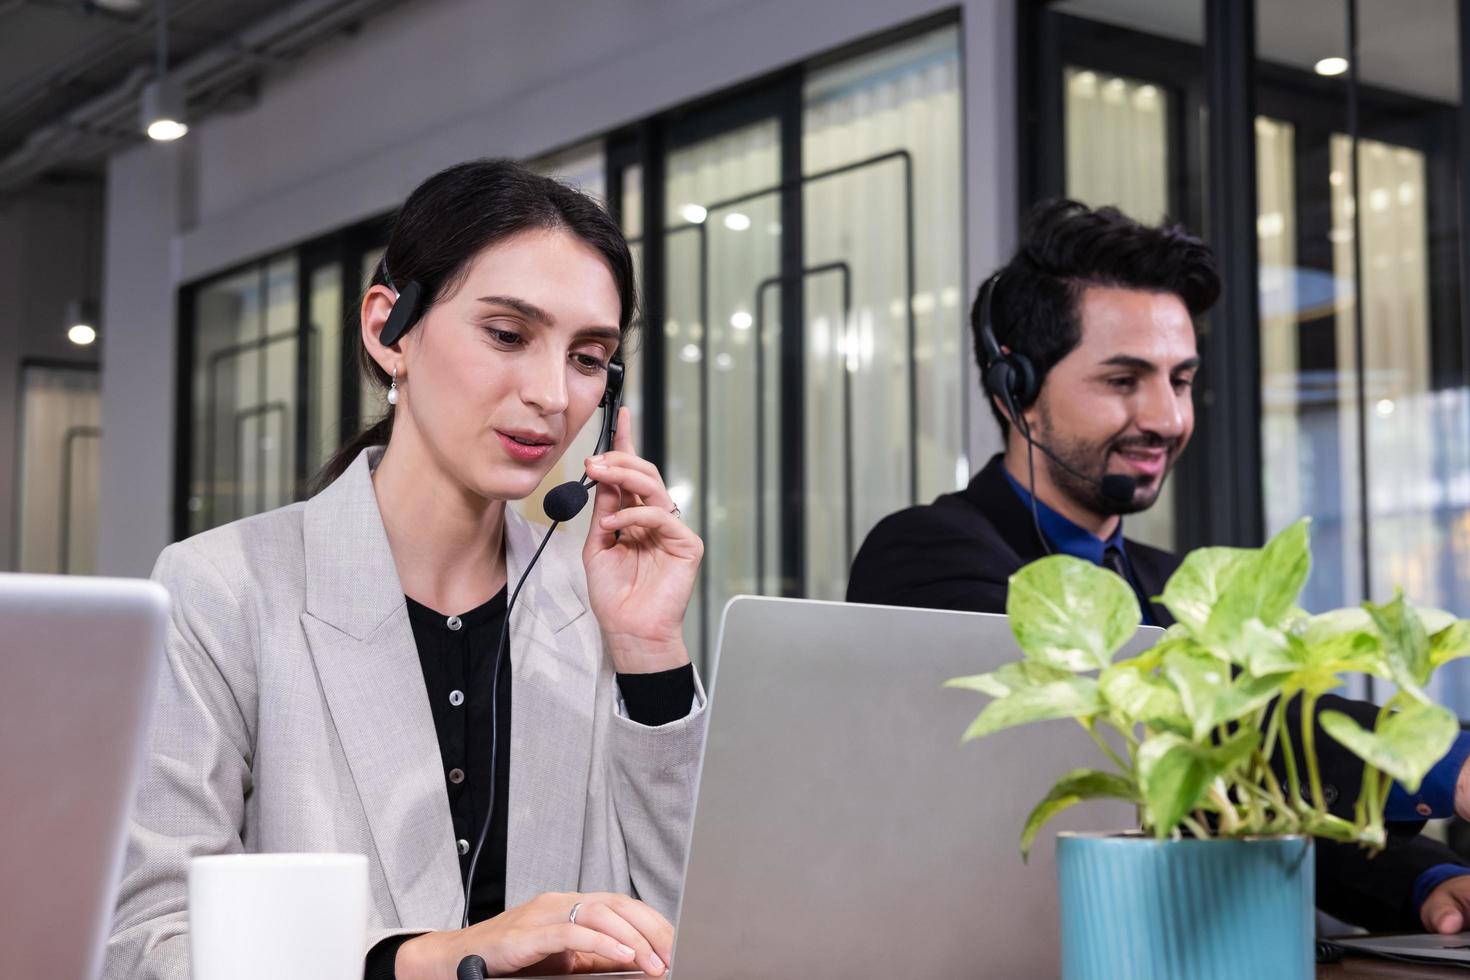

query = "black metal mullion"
[173, 287, 194, 540]
[640, 122, 669, 475]
[778, 78, 805, 598]
[1346, 0, 1373, 614]
[295, 250, 313, 500]
[1461, 0, 1470, 394]
[1203, 0, 1264, 548]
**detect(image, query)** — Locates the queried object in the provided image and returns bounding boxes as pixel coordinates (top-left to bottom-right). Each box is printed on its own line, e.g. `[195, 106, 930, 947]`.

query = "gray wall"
[0, 181, 103, 570]
[98, 0, 1014, 576]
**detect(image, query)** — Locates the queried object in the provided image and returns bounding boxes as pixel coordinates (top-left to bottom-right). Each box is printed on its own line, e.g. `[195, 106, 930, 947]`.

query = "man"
[847, 199, 1470, 934]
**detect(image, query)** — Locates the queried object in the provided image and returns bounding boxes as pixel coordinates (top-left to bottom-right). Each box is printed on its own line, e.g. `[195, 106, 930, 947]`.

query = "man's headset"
[974, 271, 1040, 422]
[974, 271, 1137, 555]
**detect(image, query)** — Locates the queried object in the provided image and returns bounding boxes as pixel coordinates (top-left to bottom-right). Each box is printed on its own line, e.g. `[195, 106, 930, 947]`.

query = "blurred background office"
[2, 0, 1468, 708]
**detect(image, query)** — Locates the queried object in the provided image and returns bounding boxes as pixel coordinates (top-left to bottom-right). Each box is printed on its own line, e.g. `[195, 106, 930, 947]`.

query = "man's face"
[1025, 285, 1200, 516]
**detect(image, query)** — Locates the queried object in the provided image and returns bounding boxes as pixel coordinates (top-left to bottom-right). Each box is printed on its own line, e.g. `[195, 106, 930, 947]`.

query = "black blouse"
[363, 589, 696, 979]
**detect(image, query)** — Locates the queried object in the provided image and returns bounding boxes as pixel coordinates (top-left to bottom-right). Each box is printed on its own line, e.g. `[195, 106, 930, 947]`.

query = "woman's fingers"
[567, 901, 666, 976]
[612, 405, 634, 455]
[598, 506, 702, 558]
[590, 893, 676, 966]
[533, 923, 639, 967]
[586, 461, 673, 510]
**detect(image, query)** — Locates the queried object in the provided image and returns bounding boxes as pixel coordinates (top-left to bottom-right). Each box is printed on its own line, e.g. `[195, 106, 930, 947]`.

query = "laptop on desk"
[0, 574, 169, 980]
[543, 596, 1161, 979]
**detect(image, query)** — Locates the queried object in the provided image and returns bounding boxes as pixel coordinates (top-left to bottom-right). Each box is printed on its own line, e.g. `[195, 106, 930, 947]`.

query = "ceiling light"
[1315, 57, 1349, 77]
[723, 212, 751, 231]
[141, 0, 187, 141]
[729, 311, 753, 330]
[680, 204, 707, 224]
[65, 300, 98, 346]
[141, 77, 188, 141]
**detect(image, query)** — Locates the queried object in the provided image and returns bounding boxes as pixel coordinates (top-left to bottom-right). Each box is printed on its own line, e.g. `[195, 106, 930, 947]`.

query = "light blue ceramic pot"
[1056, 833, 1314, 980]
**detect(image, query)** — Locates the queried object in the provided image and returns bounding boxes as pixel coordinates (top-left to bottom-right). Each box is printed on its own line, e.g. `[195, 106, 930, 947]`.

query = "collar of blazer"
[299, 446, 597, 929]
[301, 446, 587, 641]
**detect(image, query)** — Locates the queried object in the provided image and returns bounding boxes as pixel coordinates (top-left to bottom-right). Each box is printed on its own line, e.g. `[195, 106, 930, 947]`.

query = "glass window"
[640, 22, 965, 659]
[802, 24, 965, 597]
[186, 255, 299, 534]
[1261, 0, 1468, 708]
[664, 117, 783, 654]
[15, 364, 100, 574]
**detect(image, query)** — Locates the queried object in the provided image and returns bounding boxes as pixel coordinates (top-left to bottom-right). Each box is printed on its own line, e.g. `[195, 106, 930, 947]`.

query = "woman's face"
[384, 227, 623, 503]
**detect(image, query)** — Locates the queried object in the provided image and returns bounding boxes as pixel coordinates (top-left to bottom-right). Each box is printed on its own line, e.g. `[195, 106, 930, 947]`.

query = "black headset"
[975, 271, 1039, 425]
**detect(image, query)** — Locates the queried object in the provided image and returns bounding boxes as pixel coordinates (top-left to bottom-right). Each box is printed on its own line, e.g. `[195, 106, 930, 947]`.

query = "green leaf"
[1431, 621, 1470, 670]
[960, 675, 1104, 741]
[1228, 519, 1311, 630]
[1099, 663, 1189, 733]
[945, 661, 1073, 698]
[1365, 592, 1433, 692]
[1136, 728, 1261, 836]
[1006, 555, 1141, 672]
[1158, 547, 1256, 634]
[1319, 702, 1459, 792]
[1238, 619, 1305, 677]
[1162, 646, 1284, 741]
[1020, 768, 1138, 859]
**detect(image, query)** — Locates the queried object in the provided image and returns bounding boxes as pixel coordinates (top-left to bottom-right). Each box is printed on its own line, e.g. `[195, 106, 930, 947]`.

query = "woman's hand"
[394, 890, 673, 980]
[583, 406, 704, 674]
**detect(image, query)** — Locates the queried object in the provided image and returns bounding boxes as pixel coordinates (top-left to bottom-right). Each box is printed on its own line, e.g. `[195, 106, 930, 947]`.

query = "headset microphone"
[541, 360, 625, 523]
[1025, 436, 1139, 509]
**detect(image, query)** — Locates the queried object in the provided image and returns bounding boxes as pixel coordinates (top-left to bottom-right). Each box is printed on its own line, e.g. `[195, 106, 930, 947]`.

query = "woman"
[105, 160, 707, 980]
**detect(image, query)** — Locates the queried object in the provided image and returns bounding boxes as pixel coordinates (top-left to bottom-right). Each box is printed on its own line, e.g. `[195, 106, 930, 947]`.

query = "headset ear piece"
[378, 279, 423, 348]
[1009, 353, 1038, 408]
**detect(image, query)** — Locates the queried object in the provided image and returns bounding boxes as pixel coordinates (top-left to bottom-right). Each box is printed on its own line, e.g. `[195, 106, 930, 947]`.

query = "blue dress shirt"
[1002, 473, 1470, 915]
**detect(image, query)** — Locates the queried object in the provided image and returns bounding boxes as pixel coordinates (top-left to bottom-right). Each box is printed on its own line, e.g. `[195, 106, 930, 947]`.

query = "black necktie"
[1104, 545, 1154, 624]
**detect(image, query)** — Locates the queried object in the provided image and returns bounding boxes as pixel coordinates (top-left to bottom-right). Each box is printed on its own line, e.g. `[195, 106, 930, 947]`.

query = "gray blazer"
[104, 448, 708, 979]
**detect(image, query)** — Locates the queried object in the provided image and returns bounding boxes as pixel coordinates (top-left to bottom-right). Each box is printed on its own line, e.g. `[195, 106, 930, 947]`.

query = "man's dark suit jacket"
[847, 454, 1460, 931]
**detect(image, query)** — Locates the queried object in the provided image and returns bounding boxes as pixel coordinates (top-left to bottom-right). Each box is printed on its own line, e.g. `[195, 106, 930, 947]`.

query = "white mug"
[188, 852, 368, 980]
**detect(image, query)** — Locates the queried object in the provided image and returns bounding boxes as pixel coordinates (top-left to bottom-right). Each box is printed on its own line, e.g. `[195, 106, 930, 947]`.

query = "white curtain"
[1330, 135, 1438, 605]
[18, 366, 101, 574]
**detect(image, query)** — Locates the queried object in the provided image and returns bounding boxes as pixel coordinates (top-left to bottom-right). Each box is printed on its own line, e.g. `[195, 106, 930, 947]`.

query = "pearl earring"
[386, 369, 399, 406]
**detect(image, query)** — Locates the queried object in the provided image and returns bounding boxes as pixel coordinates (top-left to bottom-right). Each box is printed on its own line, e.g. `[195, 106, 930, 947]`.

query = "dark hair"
[971, 198, 1221, 436]
[314, 158, 637, 490]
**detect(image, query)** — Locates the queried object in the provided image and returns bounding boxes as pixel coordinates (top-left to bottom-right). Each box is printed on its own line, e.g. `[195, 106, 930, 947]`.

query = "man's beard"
[1031, 406, 1180, 517]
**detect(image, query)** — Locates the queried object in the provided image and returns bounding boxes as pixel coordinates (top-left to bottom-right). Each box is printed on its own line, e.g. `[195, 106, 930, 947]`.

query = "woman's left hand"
[583, 407, 704, 674]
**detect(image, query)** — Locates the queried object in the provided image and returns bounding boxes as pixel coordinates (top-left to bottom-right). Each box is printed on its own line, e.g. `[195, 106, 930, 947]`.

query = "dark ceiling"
[0, 0, 298, 179]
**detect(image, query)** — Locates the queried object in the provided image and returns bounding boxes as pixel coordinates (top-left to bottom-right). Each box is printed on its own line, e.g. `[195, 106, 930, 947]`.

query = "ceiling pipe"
[0, 0, 405, 192]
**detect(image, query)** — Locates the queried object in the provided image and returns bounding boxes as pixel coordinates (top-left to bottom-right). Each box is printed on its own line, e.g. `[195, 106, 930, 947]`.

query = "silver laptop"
[649, 596, 1161, 979]
[1333, 933, 1470, 963]
[0, 573, 169, 980]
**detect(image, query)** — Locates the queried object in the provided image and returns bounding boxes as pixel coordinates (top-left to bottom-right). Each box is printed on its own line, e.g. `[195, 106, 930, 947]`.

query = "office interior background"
[2, 0, 1467, 702]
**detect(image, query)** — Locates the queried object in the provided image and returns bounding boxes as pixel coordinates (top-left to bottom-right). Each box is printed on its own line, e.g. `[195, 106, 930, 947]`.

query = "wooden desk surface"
[1319, 954, 1470, 977]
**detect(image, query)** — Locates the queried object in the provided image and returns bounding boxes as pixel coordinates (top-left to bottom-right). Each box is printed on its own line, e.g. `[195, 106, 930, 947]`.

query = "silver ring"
[670, 504, 682, 519]
[568, 901, 583, 925]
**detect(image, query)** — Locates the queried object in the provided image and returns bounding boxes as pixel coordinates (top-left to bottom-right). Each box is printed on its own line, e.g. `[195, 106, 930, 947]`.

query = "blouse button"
[449, 689, 465, 707]
[448, 767, 465, 784]
[457, 838, 470, 855]
[446, 615, 462, 631]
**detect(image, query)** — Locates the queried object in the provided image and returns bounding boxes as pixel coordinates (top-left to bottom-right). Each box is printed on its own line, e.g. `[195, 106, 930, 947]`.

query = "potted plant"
[949, 519, 1470, 979]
